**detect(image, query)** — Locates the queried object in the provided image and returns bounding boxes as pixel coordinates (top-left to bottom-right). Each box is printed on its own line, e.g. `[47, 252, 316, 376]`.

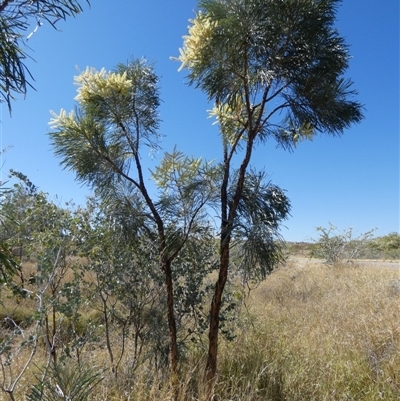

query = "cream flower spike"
[74, 67, 132, 103]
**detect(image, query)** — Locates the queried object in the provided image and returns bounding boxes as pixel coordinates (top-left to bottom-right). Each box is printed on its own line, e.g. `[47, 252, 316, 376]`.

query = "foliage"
[0, 176, 22, 287]
[49, 59, 162, 186]
[311, 223, 376, 264]
[177, 0, 364, 146]
[175, 0, 363, 383]
[0, 173, 217, 397]
[27, 360, 103, 401]
[172, 228, 217, 344]
[76, 197, 220, 376]
[0, 242, 20, 287]
[76, 196, 169, 375]
[0, 0, 89, 111]
[0, 174, 88, 400]
[49, 58, 218, 380]
[230, 170, 291, 283]
[368, 232, 400, 259]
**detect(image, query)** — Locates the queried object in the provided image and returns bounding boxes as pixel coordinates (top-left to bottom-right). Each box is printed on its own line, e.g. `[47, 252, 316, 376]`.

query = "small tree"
[176, 0, 364, 384]
[0, 175, 84, 400]
[76, 196, 167, 377]
[312, 223, 376, 264]
[49, 59, 217, 381]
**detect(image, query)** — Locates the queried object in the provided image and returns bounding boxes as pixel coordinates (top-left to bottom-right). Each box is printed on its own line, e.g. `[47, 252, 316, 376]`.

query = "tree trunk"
[163, 258, 179, 378]
[205, 242, 229, 388]
[205, 134, 255, 393]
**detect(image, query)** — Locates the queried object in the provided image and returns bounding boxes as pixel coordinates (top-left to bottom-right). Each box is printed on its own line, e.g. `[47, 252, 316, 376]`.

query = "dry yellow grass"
[215, 258, 400, 400]
[0, 258, 399, 400]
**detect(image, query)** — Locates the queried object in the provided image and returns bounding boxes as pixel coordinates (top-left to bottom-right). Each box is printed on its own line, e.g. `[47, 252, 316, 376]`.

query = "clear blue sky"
[1, 0, 399, 242]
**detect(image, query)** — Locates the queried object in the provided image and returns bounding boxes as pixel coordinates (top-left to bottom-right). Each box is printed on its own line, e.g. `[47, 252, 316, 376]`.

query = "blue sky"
[1, 0, 398, 242]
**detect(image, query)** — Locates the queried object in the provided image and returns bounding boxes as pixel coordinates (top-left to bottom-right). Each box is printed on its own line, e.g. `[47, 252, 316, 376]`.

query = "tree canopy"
[178, 0, 363, 147]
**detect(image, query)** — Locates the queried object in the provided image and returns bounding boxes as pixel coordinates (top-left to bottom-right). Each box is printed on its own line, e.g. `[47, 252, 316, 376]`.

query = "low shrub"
[311, 224, 376, 264]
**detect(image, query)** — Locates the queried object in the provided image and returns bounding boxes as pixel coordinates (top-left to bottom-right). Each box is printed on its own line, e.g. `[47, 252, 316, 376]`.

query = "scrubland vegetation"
[0, 208, 398, 400]
[0, 0, 391, 400]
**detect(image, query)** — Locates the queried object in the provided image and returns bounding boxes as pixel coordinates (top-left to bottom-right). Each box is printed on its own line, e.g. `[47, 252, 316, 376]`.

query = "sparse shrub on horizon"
[367, 232, 400, 259]
[287, 241, 316, 257]
[311, 223, 376, 264]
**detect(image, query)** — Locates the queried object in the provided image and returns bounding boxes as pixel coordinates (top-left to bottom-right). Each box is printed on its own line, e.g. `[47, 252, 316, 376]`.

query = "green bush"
[367, 232, 400, 259]
[311, 224, 376, 264]
[27, 360, 103, 401]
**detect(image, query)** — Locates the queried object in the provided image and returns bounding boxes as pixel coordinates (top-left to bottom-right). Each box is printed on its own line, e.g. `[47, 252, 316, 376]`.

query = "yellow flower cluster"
[74, 67, 132, 104]
[49, 109, 77, 130]
[177, 12, 217, 71]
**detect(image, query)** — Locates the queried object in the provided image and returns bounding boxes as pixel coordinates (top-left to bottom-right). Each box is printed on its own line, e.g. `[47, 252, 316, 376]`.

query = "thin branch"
[0, 0, 13, 13]
[113, 119, 163, 233]
[263, 101, 291, 123]
[5, 321, 39, 395]
[265, 80, 291, 104]
[169, 191, 210, 262]
[0, 247, 64, 397]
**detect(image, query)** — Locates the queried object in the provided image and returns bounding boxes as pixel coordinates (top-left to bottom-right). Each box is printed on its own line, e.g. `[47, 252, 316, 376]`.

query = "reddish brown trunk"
[205, 125, 256, 397]
[205, 243, 229, 387]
